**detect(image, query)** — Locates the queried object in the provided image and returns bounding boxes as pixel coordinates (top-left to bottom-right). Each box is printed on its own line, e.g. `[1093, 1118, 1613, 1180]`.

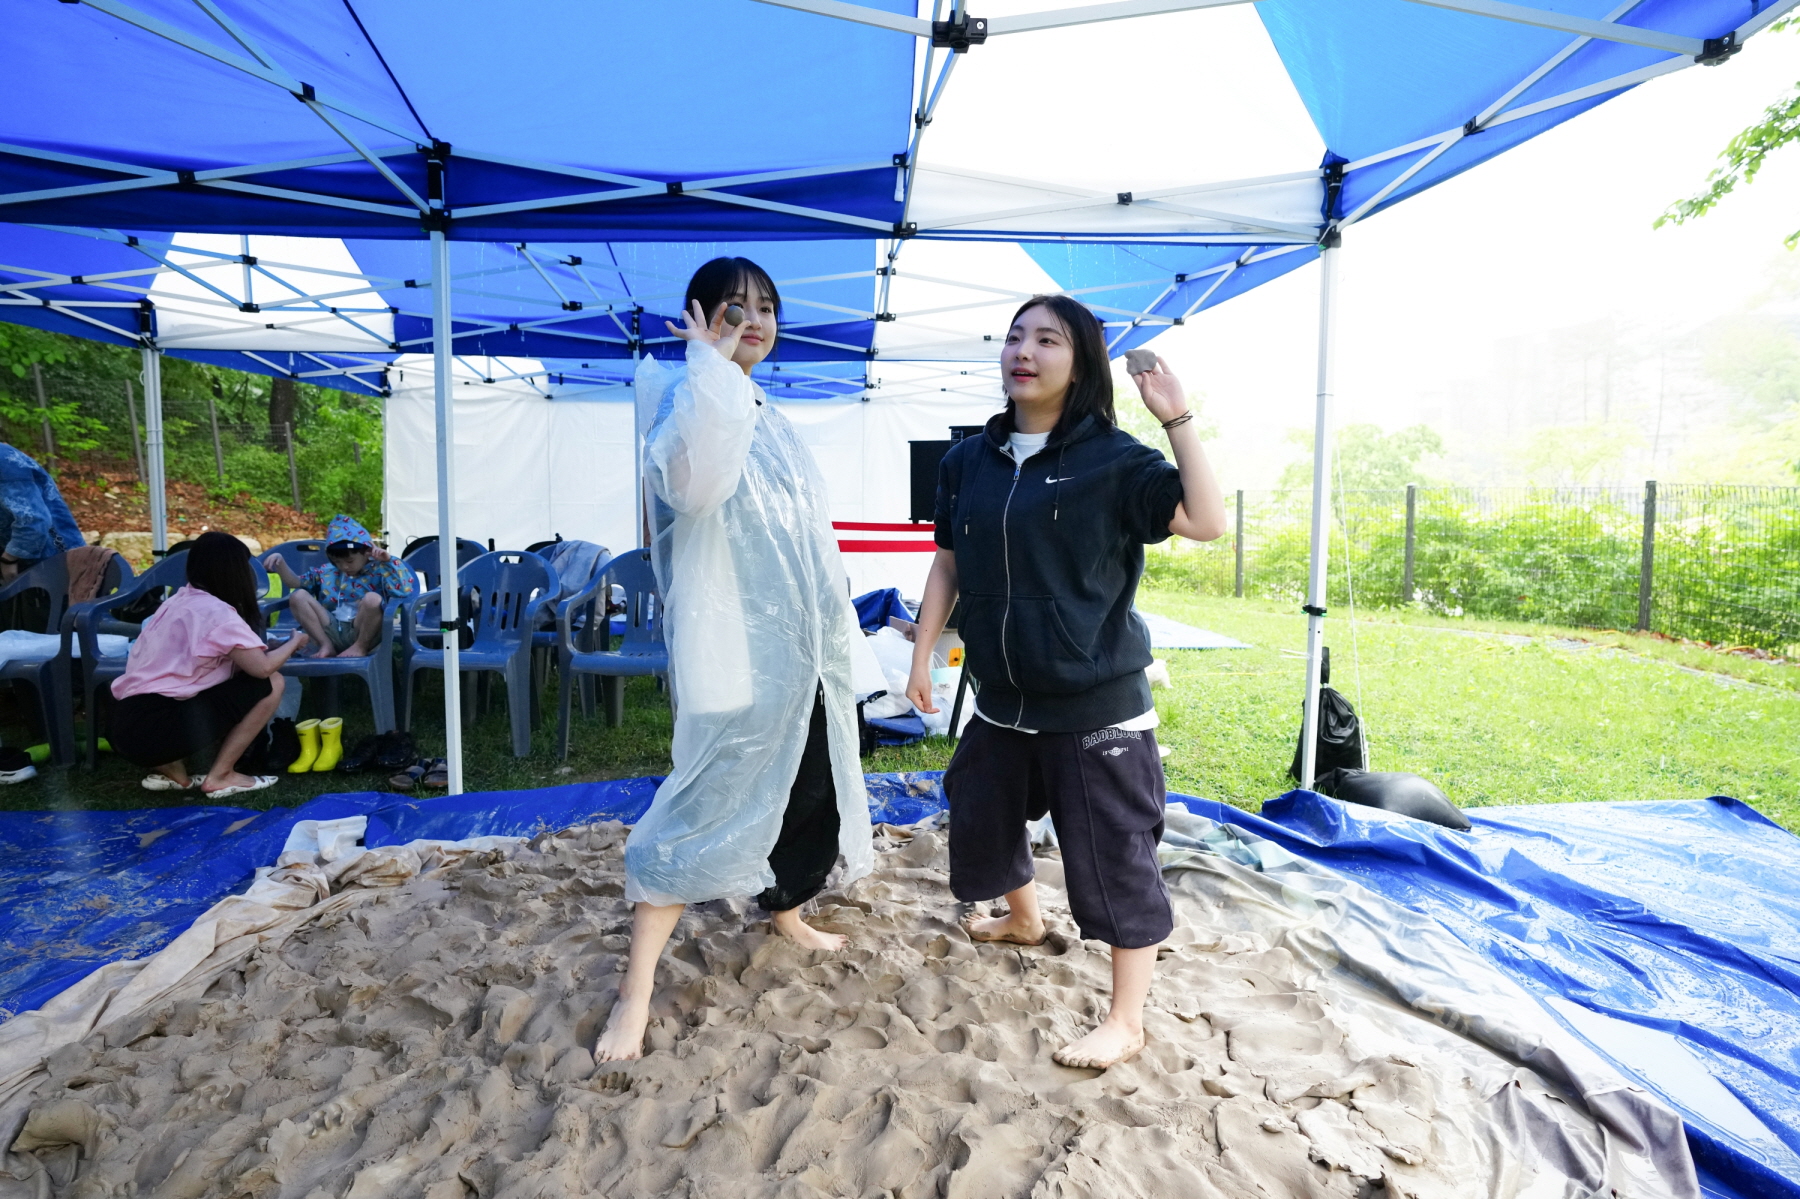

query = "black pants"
[110, 673, 273, 771]
[944, 717, 1173, 949]
[757, 685, 840, 912]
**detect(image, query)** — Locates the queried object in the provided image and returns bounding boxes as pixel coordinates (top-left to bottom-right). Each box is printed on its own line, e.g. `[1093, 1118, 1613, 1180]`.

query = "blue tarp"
[5, 779, 1796, 1196]
[1241, 790, 1800, 1199]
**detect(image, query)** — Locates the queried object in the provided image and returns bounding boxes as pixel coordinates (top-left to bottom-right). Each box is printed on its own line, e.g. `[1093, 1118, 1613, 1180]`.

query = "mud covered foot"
[963, 909, 1048, 947]
[1053, 1020, 1146, 1070]
[594, 992, 650, 1063]
[771, 907, 847, 951]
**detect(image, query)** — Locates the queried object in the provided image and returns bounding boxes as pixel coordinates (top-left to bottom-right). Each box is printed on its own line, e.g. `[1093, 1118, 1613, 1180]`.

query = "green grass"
[5, 588, 1797, 830]
[1140, 592, 1800, 829]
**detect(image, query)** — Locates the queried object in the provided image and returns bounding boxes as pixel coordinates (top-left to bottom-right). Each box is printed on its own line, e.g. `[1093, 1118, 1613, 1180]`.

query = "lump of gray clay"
[724, 304, 745, 326]
[1124, 348, 1157, 374]
[1315, 768, 1471, 831]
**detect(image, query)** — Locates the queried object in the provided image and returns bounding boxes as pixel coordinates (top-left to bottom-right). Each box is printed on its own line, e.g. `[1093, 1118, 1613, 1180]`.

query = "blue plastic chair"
[74, 552, 271, 767]
[259, 594, 401, 735]
[400, 551, 559, 757]
[401, 538, 485, 592]
[0, 550, 134, 767]
[555, 549, 667, 759]
[529, 539, 610, 696]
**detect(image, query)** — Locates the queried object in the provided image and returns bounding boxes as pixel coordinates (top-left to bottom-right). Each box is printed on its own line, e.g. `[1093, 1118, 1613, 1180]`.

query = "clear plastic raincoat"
[624, 340, 873, 906]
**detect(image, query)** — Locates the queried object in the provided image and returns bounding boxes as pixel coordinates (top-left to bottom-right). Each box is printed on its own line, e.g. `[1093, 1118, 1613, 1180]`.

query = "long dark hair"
[684, 256, 781, 341]
[186, 531, 264, 635]
[1004, 293, 1116, 439]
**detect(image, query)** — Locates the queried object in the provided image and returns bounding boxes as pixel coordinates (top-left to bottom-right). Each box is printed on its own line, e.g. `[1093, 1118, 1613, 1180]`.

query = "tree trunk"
[268, 377, 299, 449]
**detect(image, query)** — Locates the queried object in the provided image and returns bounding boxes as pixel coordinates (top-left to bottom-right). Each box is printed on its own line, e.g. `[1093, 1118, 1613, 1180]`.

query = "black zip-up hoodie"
[934, 408, 1184, 732]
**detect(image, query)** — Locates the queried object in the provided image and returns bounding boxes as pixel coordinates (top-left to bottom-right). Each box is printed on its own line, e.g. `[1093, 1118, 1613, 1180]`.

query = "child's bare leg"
[1054, 943, 1154, 1069]
[288, 591, 337, 658]
[337, 592, 384, 659]
[770, 905, 846, 950]
[964, 880, 1046, 945]
[595, 901, 684, 1062]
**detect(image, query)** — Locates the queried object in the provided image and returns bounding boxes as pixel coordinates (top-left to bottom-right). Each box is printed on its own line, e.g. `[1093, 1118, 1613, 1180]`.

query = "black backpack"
[1289, 648, 1366, 782]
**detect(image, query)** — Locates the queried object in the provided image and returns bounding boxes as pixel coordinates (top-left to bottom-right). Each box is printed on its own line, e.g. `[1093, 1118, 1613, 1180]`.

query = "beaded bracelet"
[1161, 411, 1194, 431]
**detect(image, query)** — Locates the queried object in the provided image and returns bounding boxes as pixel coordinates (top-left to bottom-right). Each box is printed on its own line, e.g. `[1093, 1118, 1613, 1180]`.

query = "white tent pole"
[139, 345, 168, 553]
[430, 228, 465, 796]
[1298, 233, 1340, 791]
[632, 313, 645, 547]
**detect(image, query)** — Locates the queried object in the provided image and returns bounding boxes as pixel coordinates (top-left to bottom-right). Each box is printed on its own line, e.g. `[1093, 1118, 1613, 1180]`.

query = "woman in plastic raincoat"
[595, 258, 873, 1062]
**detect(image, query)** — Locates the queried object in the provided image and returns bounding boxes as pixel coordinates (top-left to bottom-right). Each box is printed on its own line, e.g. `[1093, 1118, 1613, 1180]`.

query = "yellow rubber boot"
[311, 717, 344, 772]
[288, 719, 321, 773]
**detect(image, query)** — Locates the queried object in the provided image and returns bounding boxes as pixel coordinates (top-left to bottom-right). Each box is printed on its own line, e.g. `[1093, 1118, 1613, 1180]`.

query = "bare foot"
[311, 643, 337, 659]
[337, 642, 370, 659]
[963, 909, 1047, 947]
[202, 769, 251, 795]
[771, 907, 847, 951]
[594, 991, 651, 1063]
[1053, 1019, 1146, 1070]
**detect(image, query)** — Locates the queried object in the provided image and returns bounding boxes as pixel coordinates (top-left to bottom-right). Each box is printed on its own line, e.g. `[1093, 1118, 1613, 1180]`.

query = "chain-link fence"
[1144, 483, 1800, 654]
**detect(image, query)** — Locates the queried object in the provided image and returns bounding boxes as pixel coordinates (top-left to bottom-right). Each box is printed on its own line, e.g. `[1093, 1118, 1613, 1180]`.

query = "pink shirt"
[111, 585, 265, 701]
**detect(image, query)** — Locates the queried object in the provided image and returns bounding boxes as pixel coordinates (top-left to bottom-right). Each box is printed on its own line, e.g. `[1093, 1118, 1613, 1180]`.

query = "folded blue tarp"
[5, 780, 1796, 1198]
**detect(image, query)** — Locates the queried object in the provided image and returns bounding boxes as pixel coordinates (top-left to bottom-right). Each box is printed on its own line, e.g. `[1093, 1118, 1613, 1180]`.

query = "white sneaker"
[0, 763, 35, 785]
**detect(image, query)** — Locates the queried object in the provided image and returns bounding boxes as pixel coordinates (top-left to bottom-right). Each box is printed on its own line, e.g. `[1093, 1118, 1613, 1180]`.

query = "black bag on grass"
[1315, 768, 1470, 831]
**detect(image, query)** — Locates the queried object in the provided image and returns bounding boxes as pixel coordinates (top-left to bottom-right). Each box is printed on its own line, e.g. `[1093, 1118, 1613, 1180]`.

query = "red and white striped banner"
[834, 521, 938, 553]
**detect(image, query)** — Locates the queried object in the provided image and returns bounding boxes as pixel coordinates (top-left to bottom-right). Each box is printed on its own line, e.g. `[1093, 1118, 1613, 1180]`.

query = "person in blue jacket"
[0, 443, 84, 581]
[906, 294, 1227, 1071]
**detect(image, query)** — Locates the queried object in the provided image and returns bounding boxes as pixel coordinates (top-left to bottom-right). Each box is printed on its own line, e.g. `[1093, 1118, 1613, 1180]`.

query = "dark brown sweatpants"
[943, 717, 1172, 949]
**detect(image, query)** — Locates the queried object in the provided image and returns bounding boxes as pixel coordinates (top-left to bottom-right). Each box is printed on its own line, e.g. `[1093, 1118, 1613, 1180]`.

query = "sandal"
[388, 760, 427, 791]
[201, 775, 279, 799]
[141, 772, 204, 792]
[420, 758, 450, 788]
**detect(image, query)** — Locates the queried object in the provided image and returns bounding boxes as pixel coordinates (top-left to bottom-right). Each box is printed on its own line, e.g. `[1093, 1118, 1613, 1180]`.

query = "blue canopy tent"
[4, 0, 1794, 799]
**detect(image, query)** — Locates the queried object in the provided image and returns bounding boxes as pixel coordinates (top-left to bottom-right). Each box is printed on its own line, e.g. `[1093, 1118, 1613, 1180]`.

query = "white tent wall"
[384, 359, 637, 557]
[781, 391, 1002, 597]
[383, 357, 999, 596]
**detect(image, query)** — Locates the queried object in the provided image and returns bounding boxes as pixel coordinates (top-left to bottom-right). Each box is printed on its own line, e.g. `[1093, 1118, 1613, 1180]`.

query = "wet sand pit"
[4, 822, 1575, 1198]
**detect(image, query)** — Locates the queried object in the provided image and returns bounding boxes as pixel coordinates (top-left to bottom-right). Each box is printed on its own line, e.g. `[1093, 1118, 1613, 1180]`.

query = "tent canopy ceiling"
[5, 0, 1789, 246]
[0, 221, 1320, 392]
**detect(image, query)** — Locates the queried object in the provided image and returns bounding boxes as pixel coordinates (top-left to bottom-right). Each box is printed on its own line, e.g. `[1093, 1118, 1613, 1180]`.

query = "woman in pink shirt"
[110, 532, 310, 798]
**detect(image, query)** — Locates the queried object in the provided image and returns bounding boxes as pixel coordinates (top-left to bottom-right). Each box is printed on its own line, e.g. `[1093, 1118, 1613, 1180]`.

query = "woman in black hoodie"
[906, 294, 1226, 1070]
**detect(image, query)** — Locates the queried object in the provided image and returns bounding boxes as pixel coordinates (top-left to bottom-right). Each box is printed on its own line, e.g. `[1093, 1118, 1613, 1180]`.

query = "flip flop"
[388, 760, 427, 791]
[141, 772, 205, 792]
[962, 914, 1050, 947]
[420, 758, 450, 788]
[201, 775, 279, 799]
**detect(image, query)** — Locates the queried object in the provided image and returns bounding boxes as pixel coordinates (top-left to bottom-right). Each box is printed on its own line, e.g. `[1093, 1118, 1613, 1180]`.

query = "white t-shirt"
[1006, 430, 1051, 464]
[976, 427, 1157, 734]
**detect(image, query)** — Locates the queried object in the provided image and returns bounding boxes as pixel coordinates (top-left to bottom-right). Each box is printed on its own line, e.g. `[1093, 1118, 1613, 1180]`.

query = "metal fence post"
[1234, 489, 1245, 598]
[1403, 483, 1417, 602]
[1637, 479, 1657, 631]
[30, 363, 53, 461]
[124, 380, 145, 482]
[207, 396, 225, 480]
[284, 421, 301, 509]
